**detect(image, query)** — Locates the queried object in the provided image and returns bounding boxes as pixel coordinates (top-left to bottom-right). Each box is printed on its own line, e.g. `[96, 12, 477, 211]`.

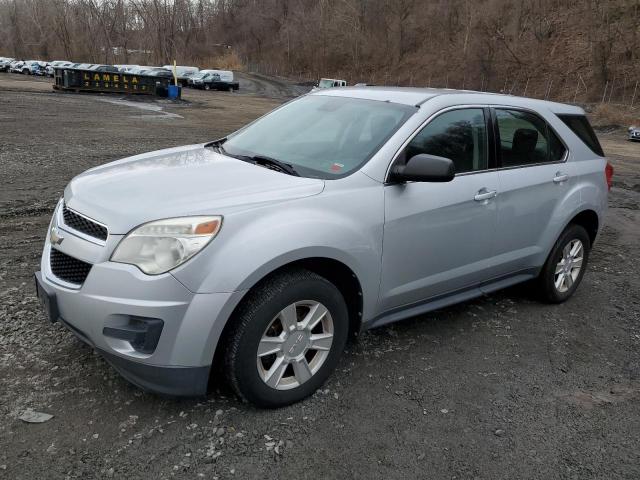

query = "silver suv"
[35, 87, 612, 407]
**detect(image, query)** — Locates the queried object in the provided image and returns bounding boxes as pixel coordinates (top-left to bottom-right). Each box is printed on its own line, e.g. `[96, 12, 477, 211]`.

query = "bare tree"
[0, 0, 638, 103]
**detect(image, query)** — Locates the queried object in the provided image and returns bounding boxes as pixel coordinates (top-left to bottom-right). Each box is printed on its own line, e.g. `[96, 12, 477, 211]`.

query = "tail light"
[605, 162, 614, 191]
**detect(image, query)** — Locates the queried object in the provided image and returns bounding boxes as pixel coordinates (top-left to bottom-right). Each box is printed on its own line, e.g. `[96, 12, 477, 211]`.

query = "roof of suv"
[310, 86, 583, 114]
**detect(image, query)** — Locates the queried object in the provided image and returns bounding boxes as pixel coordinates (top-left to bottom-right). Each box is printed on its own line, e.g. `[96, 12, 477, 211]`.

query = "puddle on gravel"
[558, 385, 639, 409]
[96, 97, 183, 119]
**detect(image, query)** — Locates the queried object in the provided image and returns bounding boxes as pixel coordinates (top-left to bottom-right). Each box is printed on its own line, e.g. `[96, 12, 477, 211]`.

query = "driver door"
[379, 107, 499, 311]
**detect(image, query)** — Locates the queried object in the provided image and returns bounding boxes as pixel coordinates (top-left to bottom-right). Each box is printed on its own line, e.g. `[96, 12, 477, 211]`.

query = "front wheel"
[224, 269, 349, 408]
[204, 84, 210, 91]
[536, 224, 590, 303]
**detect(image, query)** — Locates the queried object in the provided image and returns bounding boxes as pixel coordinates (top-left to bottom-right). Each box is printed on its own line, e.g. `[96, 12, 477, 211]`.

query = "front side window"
[404, 108, 488, 174]
[495, 109, 566, 167]
[223, 96, 415, 179]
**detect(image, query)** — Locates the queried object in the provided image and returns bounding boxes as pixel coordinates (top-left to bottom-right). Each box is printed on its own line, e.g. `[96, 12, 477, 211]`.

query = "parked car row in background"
[0, 58, 49, 75]
[0, 56, 239, 91]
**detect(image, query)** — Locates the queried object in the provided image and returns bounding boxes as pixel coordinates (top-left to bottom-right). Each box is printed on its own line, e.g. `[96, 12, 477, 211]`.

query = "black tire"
[204, 84, 210, 91]
[224, 268, 349, 408]
[536, 224, 591, 303]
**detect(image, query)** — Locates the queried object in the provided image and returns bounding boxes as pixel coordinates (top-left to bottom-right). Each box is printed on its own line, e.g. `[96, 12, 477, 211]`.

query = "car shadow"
[55, 281, 540, 414]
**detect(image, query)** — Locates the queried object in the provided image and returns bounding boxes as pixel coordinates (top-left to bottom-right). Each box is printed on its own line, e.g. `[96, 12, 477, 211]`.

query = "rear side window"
[557, 114, 604, 157]
[495, 109, 566, 167]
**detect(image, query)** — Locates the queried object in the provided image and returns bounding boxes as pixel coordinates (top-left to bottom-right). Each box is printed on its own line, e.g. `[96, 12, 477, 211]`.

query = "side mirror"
[390, 154, 455, 183]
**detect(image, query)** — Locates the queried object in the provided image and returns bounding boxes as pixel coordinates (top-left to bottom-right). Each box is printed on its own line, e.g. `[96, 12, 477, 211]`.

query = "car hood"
[64, 144, 325, 234]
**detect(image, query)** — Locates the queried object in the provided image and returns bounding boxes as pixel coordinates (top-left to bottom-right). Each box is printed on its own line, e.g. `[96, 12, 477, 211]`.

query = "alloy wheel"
[256, 300, 334, 390]
[554, 239, 584, 293]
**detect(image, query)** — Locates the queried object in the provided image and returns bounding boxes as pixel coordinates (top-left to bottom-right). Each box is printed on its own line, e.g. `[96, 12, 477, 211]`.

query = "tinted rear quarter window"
[495, 109, 566, 167]
[557, 114, 604, 157]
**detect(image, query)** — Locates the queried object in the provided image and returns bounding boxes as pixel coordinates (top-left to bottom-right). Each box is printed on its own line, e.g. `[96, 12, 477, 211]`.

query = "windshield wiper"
[223, 152, 299, 176]
[207, 139, 299, 176]
[250, 155, 299, 176]
[205, 138, 229, 155]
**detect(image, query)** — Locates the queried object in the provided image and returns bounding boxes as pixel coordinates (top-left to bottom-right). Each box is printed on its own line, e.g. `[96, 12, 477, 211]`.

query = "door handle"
[474, 189, 497, 202]
[553, 172, 569, 183]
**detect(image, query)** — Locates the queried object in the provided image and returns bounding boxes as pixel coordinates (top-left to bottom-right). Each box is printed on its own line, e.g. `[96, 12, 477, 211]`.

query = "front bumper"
[37, 204, 243, 396]
[36, 274, 209, 396]
[37, 262, 238, 396]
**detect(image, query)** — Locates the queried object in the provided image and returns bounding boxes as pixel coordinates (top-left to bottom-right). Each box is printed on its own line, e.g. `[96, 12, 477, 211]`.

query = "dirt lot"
[1, 73, 639, 480]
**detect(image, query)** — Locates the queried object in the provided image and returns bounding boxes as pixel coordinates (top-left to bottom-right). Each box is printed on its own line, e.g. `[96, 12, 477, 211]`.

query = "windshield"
[222, 95, 415, 179]
[193, 72, 208, 79]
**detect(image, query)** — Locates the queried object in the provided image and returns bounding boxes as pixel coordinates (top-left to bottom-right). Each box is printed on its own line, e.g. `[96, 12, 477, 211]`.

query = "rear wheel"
[224, 269, 348, 408]
[536, 224, 590, 303]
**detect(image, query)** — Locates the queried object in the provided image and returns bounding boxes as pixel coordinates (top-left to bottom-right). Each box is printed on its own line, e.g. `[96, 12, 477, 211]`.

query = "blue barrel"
[167, 84, 182, 99]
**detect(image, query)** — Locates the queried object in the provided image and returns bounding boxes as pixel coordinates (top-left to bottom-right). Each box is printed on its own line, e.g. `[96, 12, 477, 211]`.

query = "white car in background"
[0, 57, 15, 71]
[20, 60, 36, 74]
[162, 65, 199, 86]
[314, 78, 347, 90]
[629, 126, 640, 141]
[46, 61, 73, 76]
[114, 65, 140, 73]
[189, 69, 239, 90]
[72, 63, 95, 70]
[162, 65, 199, 76]
[128, 66, 158, 75]
[17, 60, 46, 75]
[9, 60, 25, 73]
[29, 60, 49, 76]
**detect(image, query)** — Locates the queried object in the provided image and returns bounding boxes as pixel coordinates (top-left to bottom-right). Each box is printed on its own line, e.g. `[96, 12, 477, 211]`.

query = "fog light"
[103, 317, 164, 354]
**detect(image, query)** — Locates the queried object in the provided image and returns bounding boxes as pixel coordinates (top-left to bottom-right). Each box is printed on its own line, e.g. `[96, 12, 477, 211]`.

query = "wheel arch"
[209, 256, 364, 388]
[567, 209, 599, 246]
[539, 207, 600, 269]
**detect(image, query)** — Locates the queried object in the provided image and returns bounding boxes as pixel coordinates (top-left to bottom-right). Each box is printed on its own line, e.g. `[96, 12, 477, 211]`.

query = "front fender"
[171, 176, 385, 322]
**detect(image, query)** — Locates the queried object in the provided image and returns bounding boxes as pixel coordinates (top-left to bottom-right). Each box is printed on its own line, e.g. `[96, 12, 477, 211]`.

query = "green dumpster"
[53, 68, 169, 95]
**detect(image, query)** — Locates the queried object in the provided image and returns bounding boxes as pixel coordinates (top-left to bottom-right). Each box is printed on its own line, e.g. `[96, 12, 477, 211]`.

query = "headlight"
[111, 216, 222, 275]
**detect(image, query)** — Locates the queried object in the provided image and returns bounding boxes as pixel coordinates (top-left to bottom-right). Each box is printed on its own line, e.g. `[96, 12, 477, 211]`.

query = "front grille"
[62, 205, 108, 241]
[50, 248, 92, 285]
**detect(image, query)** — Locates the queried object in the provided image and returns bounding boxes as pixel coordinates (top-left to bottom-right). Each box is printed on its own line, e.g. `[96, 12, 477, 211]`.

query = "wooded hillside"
[1, 0, 639, 104]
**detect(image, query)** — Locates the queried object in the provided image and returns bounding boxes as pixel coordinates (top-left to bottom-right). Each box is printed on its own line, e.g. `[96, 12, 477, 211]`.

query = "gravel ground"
[1, 73, 639, 480]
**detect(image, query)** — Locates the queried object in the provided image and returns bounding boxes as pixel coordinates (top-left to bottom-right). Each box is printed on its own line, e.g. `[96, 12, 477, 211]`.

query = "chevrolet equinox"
[35, 87, 612, 407]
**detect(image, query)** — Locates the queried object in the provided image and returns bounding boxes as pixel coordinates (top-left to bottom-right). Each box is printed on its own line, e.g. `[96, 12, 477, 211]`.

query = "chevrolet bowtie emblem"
[50, 226, 64, 245]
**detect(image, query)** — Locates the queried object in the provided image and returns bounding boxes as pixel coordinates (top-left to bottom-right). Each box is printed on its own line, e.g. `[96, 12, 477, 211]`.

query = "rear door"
[380, 107, 499, 311]
[491, 107, 570, 275]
